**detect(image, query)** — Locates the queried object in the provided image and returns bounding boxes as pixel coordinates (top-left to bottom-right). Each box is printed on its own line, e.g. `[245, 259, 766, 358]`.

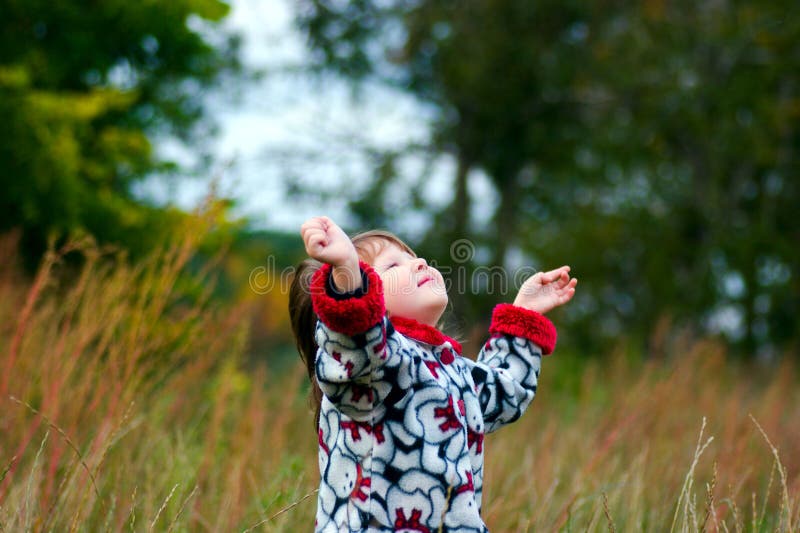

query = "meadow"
[0, 227, 797, 532]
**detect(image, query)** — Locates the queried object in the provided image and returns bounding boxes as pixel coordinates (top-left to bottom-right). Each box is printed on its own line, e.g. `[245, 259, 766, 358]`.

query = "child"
[289, 216, 577, 532]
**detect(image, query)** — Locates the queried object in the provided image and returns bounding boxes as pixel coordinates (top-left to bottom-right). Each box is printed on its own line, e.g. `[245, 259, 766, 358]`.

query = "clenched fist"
[300, 216, 361, 292]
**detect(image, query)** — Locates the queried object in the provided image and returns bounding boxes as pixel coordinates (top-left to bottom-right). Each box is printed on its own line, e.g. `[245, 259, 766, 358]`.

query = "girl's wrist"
[332, 258, 362, 292]
[512, 299, 547, 315]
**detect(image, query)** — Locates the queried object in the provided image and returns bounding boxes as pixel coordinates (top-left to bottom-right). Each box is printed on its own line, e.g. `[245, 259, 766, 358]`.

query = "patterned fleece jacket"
[311, 261, 557, 532]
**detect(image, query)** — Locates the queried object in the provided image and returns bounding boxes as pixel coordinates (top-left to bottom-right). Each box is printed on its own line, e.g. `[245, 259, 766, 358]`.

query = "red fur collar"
[390, 316, 462, 355]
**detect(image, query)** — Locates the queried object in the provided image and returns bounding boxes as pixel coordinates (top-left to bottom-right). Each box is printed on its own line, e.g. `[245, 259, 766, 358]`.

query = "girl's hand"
[513, 266, 577, 314]
[300, 216, 361, 292]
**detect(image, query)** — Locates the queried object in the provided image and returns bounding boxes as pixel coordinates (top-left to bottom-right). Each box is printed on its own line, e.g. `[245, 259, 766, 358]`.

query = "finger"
[546, 272, 565, 289]
[318, 216, 334, 231]
[556, 278, 578, 293]
[559, 276, 576, 287]
[560, 288, 576, 304]
[300, 218, 323, 236]
[560, 282, 578, 302]
[305, 229, 327, 249]
[540, 266, 570, 284]
[312, 230, 328, 246]
[542, 271, 569, 290]
[300, 220, 321, 235]
[301, 216, 323, 228]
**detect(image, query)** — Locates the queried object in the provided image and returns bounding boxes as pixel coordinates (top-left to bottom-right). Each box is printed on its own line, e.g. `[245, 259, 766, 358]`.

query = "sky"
[134, 0, 498, 238]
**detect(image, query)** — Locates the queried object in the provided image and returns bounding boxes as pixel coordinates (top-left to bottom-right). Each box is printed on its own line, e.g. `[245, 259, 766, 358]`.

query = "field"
[0, 232, 798, 532]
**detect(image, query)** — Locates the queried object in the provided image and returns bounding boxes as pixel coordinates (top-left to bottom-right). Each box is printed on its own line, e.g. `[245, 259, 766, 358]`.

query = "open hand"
[513, 266, 577, 314]
[300, 216, 361, 291]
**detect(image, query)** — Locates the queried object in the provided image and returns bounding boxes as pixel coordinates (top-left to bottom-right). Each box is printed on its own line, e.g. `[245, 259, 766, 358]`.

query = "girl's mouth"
[417, 276, 432, 287]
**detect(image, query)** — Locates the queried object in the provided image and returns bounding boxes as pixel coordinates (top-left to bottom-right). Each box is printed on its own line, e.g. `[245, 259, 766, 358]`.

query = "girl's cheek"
[380, 271, 399, 294]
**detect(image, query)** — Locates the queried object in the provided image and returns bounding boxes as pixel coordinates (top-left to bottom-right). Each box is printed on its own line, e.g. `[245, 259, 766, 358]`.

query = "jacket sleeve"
[311, 261, 412, 421]
[468, 303, 557, 433]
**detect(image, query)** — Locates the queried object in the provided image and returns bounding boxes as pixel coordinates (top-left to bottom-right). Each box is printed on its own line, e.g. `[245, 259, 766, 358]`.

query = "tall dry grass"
[0, 222, 797, 531]
[0, 217, 315, 532]
[481, 343, 800, 531]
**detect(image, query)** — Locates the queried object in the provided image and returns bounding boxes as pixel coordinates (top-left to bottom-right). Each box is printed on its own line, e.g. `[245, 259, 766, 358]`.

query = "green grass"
[0, 228, 797, 531]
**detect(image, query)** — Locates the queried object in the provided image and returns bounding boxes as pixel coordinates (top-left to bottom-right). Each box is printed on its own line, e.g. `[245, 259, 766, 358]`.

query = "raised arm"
[302, 216, 412, 421]
[470, 266, 577, 433]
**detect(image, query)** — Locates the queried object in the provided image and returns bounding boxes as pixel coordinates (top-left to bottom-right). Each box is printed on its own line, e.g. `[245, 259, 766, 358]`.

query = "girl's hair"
[288, 230, 415, 429]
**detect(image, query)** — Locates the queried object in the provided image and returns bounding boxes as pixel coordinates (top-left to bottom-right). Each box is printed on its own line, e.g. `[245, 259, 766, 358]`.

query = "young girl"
[289, 216, 577, 532]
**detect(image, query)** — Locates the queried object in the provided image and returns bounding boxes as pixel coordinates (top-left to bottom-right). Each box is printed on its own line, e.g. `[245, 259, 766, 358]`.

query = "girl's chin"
[429, 299, 449, 323]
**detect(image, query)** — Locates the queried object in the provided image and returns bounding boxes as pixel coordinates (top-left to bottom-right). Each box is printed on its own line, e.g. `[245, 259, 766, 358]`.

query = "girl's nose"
[413, 257, 428, 271]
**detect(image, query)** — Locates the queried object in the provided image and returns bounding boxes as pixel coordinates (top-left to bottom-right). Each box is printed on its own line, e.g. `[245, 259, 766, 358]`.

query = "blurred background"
[0, 0, 798, 530]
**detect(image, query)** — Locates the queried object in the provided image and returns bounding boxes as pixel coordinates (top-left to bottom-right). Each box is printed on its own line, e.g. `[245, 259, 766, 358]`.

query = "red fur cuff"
[311, 261, 385, 336]
[489, 303, 557, 355]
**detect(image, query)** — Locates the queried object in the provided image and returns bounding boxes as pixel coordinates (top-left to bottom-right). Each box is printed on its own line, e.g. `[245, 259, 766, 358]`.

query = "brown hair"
[288, 230, 415, 429]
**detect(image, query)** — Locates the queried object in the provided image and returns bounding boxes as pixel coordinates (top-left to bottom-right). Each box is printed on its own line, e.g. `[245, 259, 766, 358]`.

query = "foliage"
[204, 227, 310, 362]
[542, 0, 800, 355]
[294, 0, 800, 356]
[0, 0, 240, 265]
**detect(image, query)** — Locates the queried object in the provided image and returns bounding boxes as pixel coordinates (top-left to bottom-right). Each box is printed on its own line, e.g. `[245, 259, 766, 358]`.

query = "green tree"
[542, 0, 800, 354]
[297, 0, 594, 332]
[0, 0, 240, 263]
[295, 0, 800, 355]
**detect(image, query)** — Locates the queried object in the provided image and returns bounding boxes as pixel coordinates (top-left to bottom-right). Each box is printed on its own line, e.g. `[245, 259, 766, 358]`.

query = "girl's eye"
[380, 262, 398, 273]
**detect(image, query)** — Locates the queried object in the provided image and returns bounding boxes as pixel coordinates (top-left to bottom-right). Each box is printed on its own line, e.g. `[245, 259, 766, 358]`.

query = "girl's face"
[371, 242, 448, 326]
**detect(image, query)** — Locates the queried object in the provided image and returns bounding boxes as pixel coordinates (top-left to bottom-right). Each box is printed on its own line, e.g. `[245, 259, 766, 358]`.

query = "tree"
[297, 0, 595, 335]
[0, 0, 240, 264]
[294, 0, 800, 355]
[544, 0, 800, 354]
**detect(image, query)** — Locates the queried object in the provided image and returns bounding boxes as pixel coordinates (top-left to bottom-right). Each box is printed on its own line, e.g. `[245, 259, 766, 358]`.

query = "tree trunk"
[445, 152, 472, 328]
[452, 152, 470, 240]
[742, 254, 757, 357]
[491, 171, 520, 268]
